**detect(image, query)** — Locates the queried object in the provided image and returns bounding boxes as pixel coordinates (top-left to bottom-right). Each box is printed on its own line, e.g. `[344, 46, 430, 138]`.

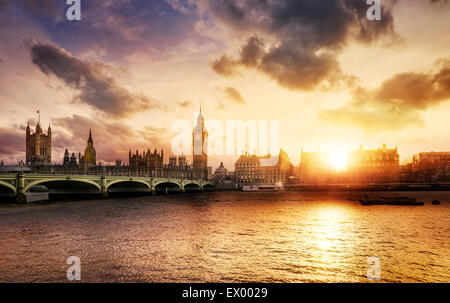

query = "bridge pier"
[100, 175, 109, 198]
[15, 193, 28, 204]
[15, 173, 28, 204]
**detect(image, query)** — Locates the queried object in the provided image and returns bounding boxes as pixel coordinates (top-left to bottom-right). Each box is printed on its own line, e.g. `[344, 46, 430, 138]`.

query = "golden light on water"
[311, 207, 346, 252]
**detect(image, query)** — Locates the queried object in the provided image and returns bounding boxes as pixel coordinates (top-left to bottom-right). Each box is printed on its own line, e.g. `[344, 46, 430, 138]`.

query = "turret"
[63, 149, 70, 166]
[35, 122, 42, 134]
[26, 122, 30, 135]
[48, 124, 52, 136]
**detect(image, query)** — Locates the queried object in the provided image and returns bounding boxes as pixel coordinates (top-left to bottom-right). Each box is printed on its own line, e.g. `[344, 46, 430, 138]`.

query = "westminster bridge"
[0, 173, 214, 203]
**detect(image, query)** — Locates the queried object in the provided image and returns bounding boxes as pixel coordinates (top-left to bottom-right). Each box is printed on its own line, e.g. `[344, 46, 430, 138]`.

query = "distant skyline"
[1, 0, 450, 171]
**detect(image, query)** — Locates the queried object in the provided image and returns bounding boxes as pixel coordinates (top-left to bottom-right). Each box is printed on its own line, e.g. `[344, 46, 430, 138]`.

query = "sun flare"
[329, 149, 348, 172]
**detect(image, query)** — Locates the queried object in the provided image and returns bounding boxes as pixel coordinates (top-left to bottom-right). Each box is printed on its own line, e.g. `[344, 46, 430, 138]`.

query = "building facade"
[26, 121, 52, 166]
[412, 152, 450, 182]
[129, 148, 164, 175]
[235, 149, 294, 187]
[347, 144, 400, 183]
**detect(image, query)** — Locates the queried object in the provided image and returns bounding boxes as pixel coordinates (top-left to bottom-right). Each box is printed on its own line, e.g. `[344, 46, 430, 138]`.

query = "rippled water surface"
[0, 191, 449, 282]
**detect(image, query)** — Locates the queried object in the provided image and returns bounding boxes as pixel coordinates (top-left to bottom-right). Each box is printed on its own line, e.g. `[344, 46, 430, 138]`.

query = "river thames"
[0, 191, 449, 283]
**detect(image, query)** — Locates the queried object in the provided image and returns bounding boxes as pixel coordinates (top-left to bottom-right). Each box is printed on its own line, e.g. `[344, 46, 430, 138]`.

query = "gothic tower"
[192, 107, 208, 180]
[25, 113, 52, 166]
[83, 129, 97, 168]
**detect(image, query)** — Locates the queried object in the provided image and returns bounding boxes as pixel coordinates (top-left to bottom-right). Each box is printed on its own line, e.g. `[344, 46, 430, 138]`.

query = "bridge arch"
[153, 180, 182, 189]
[154, 181, 182, 193]
[106, 180, 151, 191]
[24, 179, 101, 193]
[183, 181, 201, 187]
[202, 184, 214, 191]
[0, 181, 16, 195]
[183, 182, 202, 192]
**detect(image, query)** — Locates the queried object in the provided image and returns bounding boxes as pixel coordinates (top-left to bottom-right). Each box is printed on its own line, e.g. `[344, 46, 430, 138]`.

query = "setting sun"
[329, 150, 348, 172]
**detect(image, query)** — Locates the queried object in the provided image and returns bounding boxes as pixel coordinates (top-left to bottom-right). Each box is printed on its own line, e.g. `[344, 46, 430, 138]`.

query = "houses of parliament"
[25, 111, 209, 181]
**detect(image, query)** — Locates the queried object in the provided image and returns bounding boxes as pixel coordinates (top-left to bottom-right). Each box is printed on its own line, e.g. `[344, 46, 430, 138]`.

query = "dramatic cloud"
[176, 100, 195, 109]
[29, 40, 159, 118]
[52, 115, 172, 164]
[224, 86, 245, 104]
[0, 0, 61, 17]
[208, 0, 398, 90]
[210, 54, 241, 77]
[319, 107, 424, 132]
[0, 127, 24, 155]
[320, 61, 450, 130]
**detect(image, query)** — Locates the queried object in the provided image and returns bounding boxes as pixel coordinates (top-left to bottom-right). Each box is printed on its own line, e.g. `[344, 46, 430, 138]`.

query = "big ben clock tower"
[192, 107, 208, 180]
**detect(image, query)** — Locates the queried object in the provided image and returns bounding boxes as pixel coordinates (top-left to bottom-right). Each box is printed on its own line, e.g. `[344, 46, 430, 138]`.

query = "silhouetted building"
[347, 144, 400, 183]
[63, 149, 70, 166]
[298, 148, 332, 184]
[26, 120, 51, 166]
[62, 149, 78, 167]
[178, 155, 187, 167]
[412, 152, 450, 182]
[169, 155, 177, 167]
[214, 162, 228, 183]
[193, 108, 208, 180]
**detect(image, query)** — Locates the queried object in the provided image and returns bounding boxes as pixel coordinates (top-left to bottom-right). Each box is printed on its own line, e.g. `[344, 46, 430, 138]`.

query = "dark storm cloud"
[320, 61, 450, 131]
[29, 40, 159, 118]
[208, 0, 398, 90]
[239, 36, 265, 68]
[344, 0, 396, 42]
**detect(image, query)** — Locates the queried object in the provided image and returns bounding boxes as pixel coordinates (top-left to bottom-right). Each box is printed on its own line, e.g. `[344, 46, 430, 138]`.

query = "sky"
[0, 0, 450, 171]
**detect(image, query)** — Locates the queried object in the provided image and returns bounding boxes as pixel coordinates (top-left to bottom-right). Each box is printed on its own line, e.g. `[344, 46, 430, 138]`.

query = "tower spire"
[88, 128, 93, 145]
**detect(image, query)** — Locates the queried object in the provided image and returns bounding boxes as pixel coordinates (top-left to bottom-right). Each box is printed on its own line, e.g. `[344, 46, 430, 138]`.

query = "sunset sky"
[1, 0, 450, 170]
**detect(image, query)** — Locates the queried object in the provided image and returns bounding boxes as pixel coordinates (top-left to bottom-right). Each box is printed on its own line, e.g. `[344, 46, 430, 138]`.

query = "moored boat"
[242, 184, 284, 192]
[360, 195, 424, 206]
